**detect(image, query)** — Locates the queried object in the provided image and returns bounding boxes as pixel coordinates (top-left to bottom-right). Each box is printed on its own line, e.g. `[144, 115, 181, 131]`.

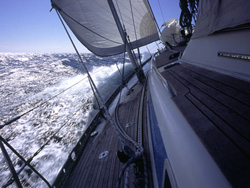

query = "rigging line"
[113, 0, 145, 25]
[114, 1, 145, 24]
[115, 0, 125, 28]
[157, 0, 165, 22]
[115, 64, 129, 91]
[52, 3, 122, 45]
[129, 0, 142, 68]
[114, 84, 139, 148]
[124, 166, 130, 188]
[0, 140, 22, 188]
[115, 56, 127, 83]
[4, 98, 89, 187]
[55, 9, 127, 147]
[117, 72, 149, 188]
[116, 154, 143, 188]
[115, 2, 150, 38]
[146, 45, 151, 54]
[113, 59, 143, 149]
[114, 40, 139, 148]
[113, 37, 143, 150]
[88, 76, 101, 110]
[7, 93, 92, 187]
[0, 66, 106, 129]
[142, 154, 149, 188]
[93, 0, 142, 28]
[125, 35, 139, 70]
[77, 0, 98, 43]
[115, 62, 128, 89]
[114, 2, 138, 65]
[28, 105, 85, 163]
[121, 37, 129, 89]
[0, 76, 87, 129]
[115, 88, 145, 187]
[0, 136, 51, 187]
[146, 0, 161, 34]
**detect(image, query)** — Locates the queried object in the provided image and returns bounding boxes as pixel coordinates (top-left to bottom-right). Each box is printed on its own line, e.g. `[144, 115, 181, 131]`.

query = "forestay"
[51, 0, 159, 56]
[193, 0, 250, 38]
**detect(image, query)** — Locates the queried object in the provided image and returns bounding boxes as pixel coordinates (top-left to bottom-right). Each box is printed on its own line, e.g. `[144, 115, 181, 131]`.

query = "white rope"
[55, 9, 127, 147]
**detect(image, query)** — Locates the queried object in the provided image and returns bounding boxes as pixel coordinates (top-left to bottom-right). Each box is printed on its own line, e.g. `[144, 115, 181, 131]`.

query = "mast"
[107, 0, 145, 82]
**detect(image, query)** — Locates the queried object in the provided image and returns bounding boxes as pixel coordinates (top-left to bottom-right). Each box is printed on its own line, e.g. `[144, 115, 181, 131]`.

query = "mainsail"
[51, 0, 159, 56]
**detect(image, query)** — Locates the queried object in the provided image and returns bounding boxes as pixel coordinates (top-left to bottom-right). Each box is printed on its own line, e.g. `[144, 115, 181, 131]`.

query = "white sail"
[51, 0, 159, 56]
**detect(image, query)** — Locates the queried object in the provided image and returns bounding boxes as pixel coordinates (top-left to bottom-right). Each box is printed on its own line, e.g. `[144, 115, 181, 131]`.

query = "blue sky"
[0, 0, 180, 53]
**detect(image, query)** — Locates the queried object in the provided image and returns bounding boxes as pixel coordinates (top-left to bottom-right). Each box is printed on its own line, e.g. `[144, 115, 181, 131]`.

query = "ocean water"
[0, 52, 150, 187]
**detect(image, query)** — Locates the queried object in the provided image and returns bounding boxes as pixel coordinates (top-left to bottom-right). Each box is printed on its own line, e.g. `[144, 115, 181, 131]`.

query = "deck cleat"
[98, 150, 109, 159]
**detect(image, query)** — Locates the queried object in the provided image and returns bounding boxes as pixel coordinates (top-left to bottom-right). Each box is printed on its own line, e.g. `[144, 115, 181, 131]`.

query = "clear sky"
[0, 0, 180, 53]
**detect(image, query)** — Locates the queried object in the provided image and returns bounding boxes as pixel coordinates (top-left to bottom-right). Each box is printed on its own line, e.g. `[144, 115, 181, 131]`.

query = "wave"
[0, 53, 134, 187]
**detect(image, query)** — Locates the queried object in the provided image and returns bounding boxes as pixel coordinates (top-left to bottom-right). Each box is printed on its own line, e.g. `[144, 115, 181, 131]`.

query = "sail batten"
[52, 0, 159, 56]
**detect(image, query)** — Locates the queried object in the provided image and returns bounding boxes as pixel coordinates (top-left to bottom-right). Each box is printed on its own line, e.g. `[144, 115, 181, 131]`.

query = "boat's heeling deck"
[58, 82, 153, 188]
[155, 49, 250, 187]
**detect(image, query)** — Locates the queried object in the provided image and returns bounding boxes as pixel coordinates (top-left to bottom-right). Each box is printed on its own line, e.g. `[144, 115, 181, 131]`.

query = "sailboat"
[1, 0, 250, 187]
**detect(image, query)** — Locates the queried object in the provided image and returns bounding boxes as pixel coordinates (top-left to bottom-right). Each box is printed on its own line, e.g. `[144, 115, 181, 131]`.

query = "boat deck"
[57, 82, 153, 187]
[155, 49, 250, 187]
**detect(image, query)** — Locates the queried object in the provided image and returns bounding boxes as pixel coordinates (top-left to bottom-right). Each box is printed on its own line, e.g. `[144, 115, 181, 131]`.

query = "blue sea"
[0, 52, 150, 187]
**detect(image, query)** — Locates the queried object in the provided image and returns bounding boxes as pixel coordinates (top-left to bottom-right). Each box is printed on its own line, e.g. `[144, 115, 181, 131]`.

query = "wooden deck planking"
[71, 135, 100, 187]
[169, 67, 250, 143]
[99, 125, 121, 188]
[94, 125, 118, 188]
[87, 120, 123, 188]
[82, 126, 112, 186]
[164, 66, 250, 154]
[63, 112, 121, 187]
[172, 69, 250, 138]
[177, 90, 250, 187]
[182, 63, 250, 96]
[111, 86, 142, 188]
[175, 65, 250, 121]
[106, 95, 138, 188]
[77, 130, 108, 187]
[60, 82, 152, 188]
[178, 64, 250, 106]
[156, 49, 250, 187]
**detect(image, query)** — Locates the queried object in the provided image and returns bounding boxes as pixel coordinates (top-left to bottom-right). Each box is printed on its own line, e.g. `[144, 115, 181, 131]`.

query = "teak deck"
[57, 47, 250, 187]
[156, 49, 250, 187]
[59, 83, 153, 187]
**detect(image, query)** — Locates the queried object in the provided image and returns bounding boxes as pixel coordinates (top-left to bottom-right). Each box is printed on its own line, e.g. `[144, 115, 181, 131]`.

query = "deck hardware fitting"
[99, 151, 109, 159]
[71, 152, 76, 161]
[90, 131, 98, 137]
[63, 169, 66, 173]
[218, 51, 250, 61]
[125, 123, 132, 128]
